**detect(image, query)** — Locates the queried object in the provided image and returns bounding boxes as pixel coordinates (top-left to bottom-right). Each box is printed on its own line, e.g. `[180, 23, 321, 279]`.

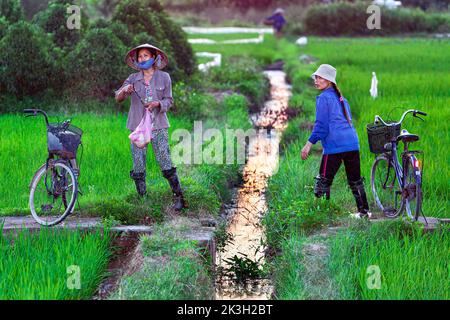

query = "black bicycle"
[24, 109, 83, 226]
[367, 109, 427, 221]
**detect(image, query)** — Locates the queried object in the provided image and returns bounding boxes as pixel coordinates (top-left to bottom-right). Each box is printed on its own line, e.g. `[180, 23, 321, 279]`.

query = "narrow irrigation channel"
[215, 69, 291, 299]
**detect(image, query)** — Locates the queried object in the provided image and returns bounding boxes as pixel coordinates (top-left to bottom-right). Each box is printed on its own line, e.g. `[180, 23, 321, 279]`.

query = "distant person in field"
[264, 8, 286, 38]
[115, 43, 188, 211]
[300, 64, 372, 219]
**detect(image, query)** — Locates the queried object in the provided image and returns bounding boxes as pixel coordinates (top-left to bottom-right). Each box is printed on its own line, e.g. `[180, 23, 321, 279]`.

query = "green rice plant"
[0, 113, 189, 211]
[0, 226, 112, 300]
[328, 221, 450, 300]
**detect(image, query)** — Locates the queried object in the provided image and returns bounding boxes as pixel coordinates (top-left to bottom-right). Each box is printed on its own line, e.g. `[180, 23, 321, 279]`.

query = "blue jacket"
[265, 13, 286, 32]
[308, 87, 359, 155]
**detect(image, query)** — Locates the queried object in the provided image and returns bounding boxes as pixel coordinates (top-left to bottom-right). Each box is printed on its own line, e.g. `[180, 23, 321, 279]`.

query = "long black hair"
[332, 83, 352, 127]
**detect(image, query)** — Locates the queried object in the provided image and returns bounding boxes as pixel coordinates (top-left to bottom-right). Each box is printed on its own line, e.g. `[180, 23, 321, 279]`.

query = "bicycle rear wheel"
[29, 160, 78, 226]
[371, 154, 402, 218]
[402, 155, 422, 221]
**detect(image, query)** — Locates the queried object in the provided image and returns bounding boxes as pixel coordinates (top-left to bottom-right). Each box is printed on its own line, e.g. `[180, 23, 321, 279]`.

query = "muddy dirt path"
[215, 70, 291, 300]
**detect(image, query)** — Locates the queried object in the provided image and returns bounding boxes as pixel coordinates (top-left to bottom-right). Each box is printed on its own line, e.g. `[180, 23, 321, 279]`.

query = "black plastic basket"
[367, 122, 401, 154]
[47, 123, 83, 159]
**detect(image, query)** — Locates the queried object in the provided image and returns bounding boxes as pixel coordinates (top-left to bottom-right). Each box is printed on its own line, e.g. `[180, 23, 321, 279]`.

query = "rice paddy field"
[0, 95, 252, 216]
[301, 37, 450, 218]
[264, 37, 450, 229]
[1, 30, 449, 299]
[263, 36, 450, 299]
[0, 114, 189, 211]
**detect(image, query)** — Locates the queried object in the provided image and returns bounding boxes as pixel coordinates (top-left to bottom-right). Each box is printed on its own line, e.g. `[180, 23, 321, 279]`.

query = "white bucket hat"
[311, 64, 337, 84]
[274, 8, 284, 14]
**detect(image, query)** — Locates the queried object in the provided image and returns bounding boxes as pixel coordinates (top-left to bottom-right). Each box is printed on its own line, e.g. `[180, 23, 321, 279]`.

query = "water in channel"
[215, 70, 291, 300]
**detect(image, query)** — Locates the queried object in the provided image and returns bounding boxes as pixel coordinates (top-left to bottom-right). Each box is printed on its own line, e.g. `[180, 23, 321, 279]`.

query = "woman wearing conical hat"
[115, 43, 188, 211]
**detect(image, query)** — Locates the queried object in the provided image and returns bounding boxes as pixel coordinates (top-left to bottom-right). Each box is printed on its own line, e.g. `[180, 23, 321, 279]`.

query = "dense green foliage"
[1, 0, 196, 100]
[0, 0, 24, 23]
[304, 2, 449, 36]
[113, 0, 196, 81]
[32, 1, 88, 50]
[0, 21, 57, 97]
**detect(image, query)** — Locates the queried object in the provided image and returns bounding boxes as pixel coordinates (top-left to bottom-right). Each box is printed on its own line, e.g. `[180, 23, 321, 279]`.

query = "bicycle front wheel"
[402, 155, 422, 221]
[29, 160, 78, 226]
[371, 154, 402, 218]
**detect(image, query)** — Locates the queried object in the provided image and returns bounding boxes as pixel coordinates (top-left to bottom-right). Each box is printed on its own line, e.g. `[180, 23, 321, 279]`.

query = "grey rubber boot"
[130, 170, 147, 196]
[348, 178, 370, 215]
[314, 175, 333, 200]
[162, 167, 188, 211]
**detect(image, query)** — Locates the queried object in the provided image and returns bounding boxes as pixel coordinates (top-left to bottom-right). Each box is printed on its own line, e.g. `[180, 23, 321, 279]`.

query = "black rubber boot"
[130, 170, 147, 196]
[348, 178, 370, 214]
[314, 175, 333, 200]
[162, 167, 188, 211]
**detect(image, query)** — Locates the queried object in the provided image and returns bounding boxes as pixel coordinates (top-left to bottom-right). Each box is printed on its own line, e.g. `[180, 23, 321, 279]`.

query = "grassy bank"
[273, 220, 450, 300]
[110, 217, 213, 300]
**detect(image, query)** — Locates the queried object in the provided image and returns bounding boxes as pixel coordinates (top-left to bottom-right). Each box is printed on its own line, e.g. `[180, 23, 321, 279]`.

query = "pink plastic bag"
[129, 109, 153, 148]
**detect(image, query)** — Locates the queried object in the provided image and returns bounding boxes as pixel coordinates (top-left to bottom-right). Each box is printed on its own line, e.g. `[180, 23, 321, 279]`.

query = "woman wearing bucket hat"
[300, 64, 371, 219]
[115, 43, 188, 211]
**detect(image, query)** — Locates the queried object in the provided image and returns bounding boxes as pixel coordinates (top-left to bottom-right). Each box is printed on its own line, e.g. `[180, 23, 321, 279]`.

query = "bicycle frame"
[383, 137, 423, 213]
[24, 108, 82, 191]
[376, 109, 425, 209]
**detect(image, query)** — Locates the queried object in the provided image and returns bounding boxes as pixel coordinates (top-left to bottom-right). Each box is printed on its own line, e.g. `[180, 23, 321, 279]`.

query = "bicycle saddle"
[397, 129, 419, 143]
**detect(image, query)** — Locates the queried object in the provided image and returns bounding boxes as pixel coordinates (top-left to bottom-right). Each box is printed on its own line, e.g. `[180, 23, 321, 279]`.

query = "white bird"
[372, 0, 402, 10]
[296, 37, 308, 46]
[370, 72, 378, 99]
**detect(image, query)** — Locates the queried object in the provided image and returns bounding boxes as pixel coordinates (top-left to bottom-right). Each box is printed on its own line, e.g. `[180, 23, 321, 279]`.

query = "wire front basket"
[47, 123, 83, 159]
[367, 122, 401, 154]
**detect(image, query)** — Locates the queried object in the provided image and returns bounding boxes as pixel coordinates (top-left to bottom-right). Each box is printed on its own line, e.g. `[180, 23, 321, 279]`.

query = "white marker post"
[370, 72, 378, 99]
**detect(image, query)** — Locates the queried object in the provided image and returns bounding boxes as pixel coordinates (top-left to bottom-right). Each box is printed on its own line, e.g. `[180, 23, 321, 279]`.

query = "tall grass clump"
[0, 226, 112, 299]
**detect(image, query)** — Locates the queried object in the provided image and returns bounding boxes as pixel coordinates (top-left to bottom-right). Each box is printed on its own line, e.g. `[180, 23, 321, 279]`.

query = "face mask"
[136, 58, 155, 70]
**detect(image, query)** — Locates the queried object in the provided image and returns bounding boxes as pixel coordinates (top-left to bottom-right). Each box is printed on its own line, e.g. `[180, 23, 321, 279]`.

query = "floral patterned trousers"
[130, 128, 173, 173]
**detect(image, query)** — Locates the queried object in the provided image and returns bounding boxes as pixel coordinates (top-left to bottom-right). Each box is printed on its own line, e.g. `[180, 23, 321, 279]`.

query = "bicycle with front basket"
[367, 109, 427, 221]
[24, 109, 83, 226]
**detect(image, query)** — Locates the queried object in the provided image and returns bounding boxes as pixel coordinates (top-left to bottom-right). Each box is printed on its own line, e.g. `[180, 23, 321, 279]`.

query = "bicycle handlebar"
[374, 109, 427, 126]
[415, 110, 427, 116]
[23, 108, 50, 126]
